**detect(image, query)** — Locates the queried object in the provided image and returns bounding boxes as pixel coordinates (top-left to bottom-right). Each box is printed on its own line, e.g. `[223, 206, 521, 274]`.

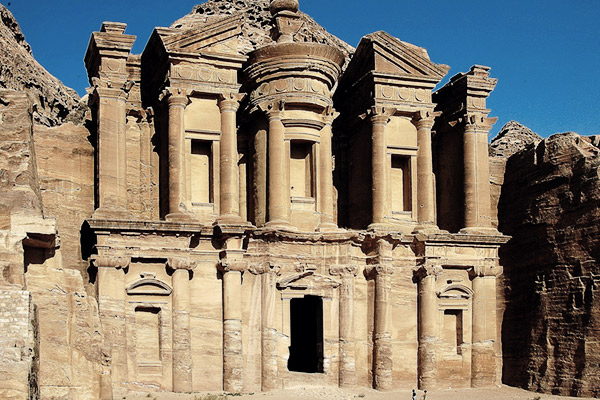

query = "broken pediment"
[126, 276, 172, 296]
[343, 31, 449, 85]
[161, 14, 244, 55]
[277, 271, 341, 291]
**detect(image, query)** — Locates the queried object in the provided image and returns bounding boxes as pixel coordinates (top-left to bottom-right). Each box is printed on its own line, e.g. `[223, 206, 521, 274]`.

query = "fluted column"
[165, 90, 189, 220]
[414, 111, 439, 232]
[366, 264, 394, 390]
[330, 265, 358, 387]
[317, 108, 338, 231]
[170, 260, 193, 392]
[262, 101, 291, 229]
[219, 259, 247, 392]
[415, 264, 442, 390]
[470, 264, 502, 387]
[218, 93, 246, 224]
[94, 87, 129, 217]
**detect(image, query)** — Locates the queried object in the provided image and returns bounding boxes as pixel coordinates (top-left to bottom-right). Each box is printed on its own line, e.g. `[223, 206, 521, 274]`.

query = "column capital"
[160, 88, 190, 107]
[258, 99, 285, 121]
[249, 261, 281, 276]
[92, 255, 131, 269]
[413, 264, 443, 281]
[469, 264, 503, 278]
[463, 112, 498, 132]
[322, 105, 339, 125]
[218, 259, 248, 273]
[363, 105, 396, 124]
[218, 92, 246, 113]
[94, 85, 128, 101]
[413, 110, 441, 129]
[329, 264, 359, 277]
[167, 257, 197, 271]
[364, 264, 395, 279]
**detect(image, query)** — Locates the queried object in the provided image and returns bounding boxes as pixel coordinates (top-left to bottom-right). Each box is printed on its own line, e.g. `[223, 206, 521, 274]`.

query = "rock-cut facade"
[82, 0, 509, 395]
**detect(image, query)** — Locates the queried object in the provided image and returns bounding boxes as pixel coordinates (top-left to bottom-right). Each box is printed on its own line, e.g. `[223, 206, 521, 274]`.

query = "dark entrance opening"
[287, 295, 324, 373]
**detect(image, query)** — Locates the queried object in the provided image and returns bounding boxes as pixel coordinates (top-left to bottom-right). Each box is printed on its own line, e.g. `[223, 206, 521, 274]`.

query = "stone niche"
[82, 0, 509, 396]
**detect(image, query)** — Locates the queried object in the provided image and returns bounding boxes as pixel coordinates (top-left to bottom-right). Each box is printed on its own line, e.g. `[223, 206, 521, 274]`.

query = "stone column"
[330, 265, 358, 387]
[94, 87, 129, 217]
[414, 111, 439, 231]
[470, 264, 502, 388]
[218, 93, 246, 224]
[262, 102, 290, 229]
[219, 260, 247, 392]
[366, 264, 394, 390]
[94, 256, 130, 399]
[251, 262, 280, 391]
[170, 259, 193, 392]
[462, 115, 496, 232]
[370, 113, 390, 229]
[165, 90, 189, 220]
[317, 108, 338, 231]
[415, 264, 442, 389]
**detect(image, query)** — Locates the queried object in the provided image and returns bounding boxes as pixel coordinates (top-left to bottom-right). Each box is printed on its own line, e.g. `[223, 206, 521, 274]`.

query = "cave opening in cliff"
[287, 295, 324, 373]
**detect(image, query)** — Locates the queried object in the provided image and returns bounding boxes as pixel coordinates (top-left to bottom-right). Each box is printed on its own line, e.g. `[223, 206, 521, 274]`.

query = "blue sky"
[4, 0, 599, 138]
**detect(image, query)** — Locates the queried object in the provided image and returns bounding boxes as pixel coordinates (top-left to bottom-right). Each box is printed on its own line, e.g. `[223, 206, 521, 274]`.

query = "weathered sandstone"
[0, 3, 82, 126]
[498, 131, 600, 397]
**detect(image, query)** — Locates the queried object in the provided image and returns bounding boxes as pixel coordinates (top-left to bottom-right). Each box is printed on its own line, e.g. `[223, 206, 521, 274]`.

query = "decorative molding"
[126, 275, 172, 296]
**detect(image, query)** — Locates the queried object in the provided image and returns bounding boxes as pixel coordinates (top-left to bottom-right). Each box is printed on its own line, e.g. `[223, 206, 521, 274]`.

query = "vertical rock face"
[0, 4, 82, 127]
[498, 131, 600, 397]
[489, 121, 542, 228]
[0, 7, 105, 399]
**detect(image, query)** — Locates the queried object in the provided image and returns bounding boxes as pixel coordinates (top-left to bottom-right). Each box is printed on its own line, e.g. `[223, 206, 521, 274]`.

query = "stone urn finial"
[270, 0, 299, 16]
[270, 0, 302, 43]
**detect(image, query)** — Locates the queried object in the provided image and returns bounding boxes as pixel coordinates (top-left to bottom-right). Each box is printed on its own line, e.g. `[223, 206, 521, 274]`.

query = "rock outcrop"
[171, 0, 354, 66]
[489, 121, 542, 228]
[497, 131, 600, 397]
[0, 3, 82, 126]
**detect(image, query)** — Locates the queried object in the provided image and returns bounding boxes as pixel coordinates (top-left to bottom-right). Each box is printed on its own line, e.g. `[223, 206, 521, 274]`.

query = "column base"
[367, 222, 393, 232]
[216, 213, 251, 227]
[459, 226, 500, 236]
[316, 221, 340, 232]
[412, 223, 439, 234]
[165, 212, 195, 222]
[265, 219, 297, 232]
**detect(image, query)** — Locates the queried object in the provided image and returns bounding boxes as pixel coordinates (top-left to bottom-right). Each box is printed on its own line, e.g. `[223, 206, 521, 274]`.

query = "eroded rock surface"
[0, 3, 82, 126]
[489, 121, 542, 228]
[498, 132, 600, 397]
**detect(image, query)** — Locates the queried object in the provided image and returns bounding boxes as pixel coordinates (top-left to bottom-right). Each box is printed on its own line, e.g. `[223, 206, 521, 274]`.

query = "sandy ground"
[126, 385, 596, 400]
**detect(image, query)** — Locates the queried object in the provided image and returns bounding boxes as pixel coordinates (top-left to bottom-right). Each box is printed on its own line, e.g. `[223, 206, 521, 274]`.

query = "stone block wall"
[0, 290, 37, 400]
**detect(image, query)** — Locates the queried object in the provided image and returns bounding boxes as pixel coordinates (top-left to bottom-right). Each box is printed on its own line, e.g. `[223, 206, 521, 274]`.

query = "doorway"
[287, 295, 324, 373]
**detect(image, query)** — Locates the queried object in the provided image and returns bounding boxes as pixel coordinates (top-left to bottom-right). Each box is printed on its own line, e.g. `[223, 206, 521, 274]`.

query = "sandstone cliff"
[497, 131, 600, 397]
[0, 3, 83, 126]
[0, 7, 105, 399]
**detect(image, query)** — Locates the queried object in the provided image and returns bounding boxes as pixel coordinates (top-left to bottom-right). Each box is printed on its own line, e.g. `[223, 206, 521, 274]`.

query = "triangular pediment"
[161, 14, 243, 55]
